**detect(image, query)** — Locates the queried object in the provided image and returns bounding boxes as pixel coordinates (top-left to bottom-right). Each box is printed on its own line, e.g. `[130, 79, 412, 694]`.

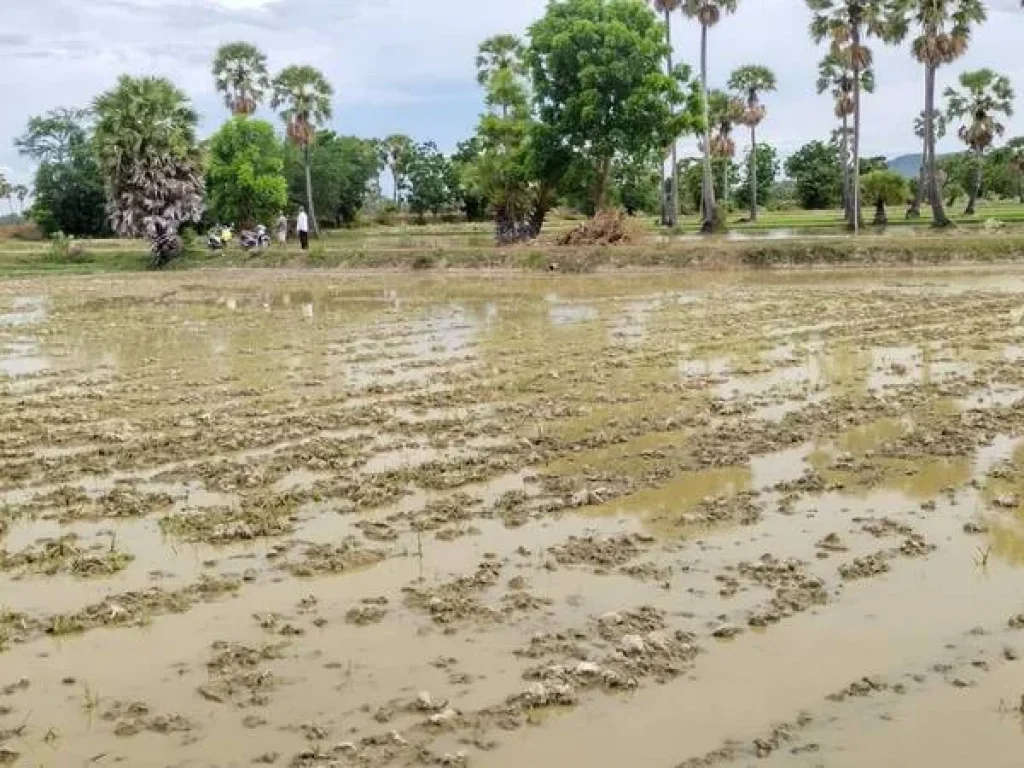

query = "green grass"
[3, 202, 1024, 277]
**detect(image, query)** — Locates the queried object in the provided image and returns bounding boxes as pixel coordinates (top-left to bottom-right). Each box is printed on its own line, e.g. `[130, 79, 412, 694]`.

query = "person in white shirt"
[296, 207, 310, 250]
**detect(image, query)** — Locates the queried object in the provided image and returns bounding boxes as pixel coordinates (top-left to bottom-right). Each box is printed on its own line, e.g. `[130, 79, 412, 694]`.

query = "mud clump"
[102, 700, 194, 737]
[738, 555, 828, 627]
[198, 641, 289, 707]
[346, 597, 390, 626]
[839, 552, 891, 581]
[281, 539, 386, 577]
[0, 534, 133, 578]
[160, 502, 296, 544]
[548, 533, 653, 573]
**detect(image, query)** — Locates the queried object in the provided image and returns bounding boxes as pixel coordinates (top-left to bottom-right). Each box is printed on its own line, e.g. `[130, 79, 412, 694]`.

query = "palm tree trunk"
[840, 115, 851, 222]
[909, 70, 925, 221]
[392, 167, 400, 208]
[965, 147, 981, 215]
[665, 8, 680, 228]
[750, 124, 758, 222]
[851, 24, 862, 234]
[699, 23, 716, 233]
[304, 144, 318, 237]
[924, 62, 949, 227]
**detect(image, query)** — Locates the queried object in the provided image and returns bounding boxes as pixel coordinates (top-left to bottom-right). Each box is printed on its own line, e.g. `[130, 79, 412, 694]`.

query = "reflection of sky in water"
[609, 297, 662, 345]
[0, 296, 47, 327]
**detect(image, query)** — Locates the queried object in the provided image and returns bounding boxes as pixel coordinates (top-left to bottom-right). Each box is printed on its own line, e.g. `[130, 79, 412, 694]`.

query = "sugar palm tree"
[271, 65, 333, 235]
[706, 90, 744, 208]
[807, 0, 902, 233]
[682, 0, 739, 233]
[475, 34, 526, 86]
[384, 134, 414, 209]
[728, 65, 776, 222]
[945, 68, 1015, 215]
[92, 75, 204, 251]
[890, 0, 985, 226]
[908, 110, 947, 218]
[12, 185, 29, 215]
[213, 42, 271, 117]
[651, 0, 683, 226]
[1009, 137, 1024, 204]
[0, 175, 11, 217]
[816, 53, 874, 223]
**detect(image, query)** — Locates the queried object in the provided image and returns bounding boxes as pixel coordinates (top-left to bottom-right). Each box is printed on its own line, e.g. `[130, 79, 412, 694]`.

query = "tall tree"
[14, 107, 90, 165]
[207, 117, 288, 227]
[529, 0, 698, 212]
[808, 0, 901, 233]
[816, 53, 874, 221]
[92, 75, 203, 248]
[213, 42, 271, 117]
[383, 134, 414, 208]
[785, 139, 843, 210]
[271, 65, 334, 235]
[682, 0, 740, 232]
[284, 132, 383, 226]
[945, 68, 1014, 215]
[12, 185, 30, 215]
[706, 89, 744, 208]
[908, 109, 947, 217]
[15, 108, 107, 236]
[728, 64, 776, 221]
[891, 0, 985, 226]
[0, 174, 11, 217]
[650, 0, 683, 226]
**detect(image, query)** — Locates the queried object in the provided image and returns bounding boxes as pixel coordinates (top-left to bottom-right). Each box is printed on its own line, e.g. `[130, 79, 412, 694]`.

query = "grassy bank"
[2, 218, 1024, 277]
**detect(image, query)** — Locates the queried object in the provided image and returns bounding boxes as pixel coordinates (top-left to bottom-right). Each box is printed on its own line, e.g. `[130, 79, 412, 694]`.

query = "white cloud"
[1, 0, 1022, 184]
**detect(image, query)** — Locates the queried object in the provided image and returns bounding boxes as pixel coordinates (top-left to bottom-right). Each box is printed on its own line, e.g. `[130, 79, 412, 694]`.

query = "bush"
[0, 223, 45, 241]
[374, 203, 399, 226]
[45, 232, 91, 263]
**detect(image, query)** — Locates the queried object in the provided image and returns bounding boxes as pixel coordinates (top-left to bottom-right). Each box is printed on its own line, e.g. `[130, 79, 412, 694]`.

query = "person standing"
[296, 207, 310, 250]
[275, 212, 288, 246]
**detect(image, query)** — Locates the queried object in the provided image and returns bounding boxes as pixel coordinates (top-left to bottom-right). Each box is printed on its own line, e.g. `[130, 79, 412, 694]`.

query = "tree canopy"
[207, 117, 288, 227]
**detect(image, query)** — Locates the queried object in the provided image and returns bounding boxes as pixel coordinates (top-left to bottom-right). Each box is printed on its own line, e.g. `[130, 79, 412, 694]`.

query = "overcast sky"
[2, 0, 1023, 185]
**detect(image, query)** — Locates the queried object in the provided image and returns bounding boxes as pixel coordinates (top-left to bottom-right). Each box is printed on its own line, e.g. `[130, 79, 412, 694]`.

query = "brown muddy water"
[3, 268, 1024, 767]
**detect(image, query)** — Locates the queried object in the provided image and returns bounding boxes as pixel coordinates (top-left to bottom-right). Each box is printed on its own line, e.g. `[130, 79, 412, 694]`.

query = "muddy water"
[4, 268, 1024, 766]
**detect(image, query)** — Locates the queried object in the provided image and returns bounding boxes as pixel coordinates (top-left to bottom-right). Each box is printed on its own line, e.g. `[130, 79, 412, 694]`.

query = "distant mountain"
[887, 151, 964, 179]
[888, 154, 922, 179]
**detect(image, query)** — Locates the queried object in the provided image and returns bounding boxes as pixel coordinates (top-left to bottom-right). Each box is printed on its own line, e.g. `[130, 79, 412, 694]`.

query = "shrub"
[45, 232, 91, 263]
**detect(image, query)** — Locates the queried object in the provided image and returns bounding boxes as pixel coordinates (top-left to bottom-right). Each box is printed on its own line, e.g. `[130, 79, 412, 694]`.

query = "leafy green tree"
[15, 108, 107, 236]
[860, 169, 907, 224]
[207, 117, 288, 227]
[890, 0, 985, 226]
[650, 0, 684, 225]
[734, 143, 779, 212]
[383, 134, 415, 208]
[528, 0, 699, 213]
[679, 155, 737, 212]
[213, 42, 271, 117]
[92, 76, 204, 244]
[1009, 137, 1024, 203]
[271, 65, 333, 234]
[682, 0, 740, 231]
[817, 53, 875, 221]
[284, 132, 382, 226]
[784, 140, 842, 209]
[859, 155, 888, 174]
[450, 138, 488, 221]
[945, 68, 1015, 214]
[613, 149, 662, 215]
[808, 0, 903, 232]
[406, 142, 454, 220]
[728, 65, 776, 221]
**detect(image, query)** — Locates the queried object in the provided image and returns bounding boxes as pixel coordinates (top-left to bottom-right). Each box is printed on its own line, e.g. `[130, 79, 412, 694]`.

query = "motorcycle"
[240, 224, 272, 252]
[207, 225, 232, 251]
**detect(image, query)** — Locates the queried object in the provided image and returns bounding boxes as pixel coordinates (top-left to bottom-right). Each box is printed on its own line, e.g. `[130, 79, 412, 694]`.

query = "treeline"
[8, 0, 1024, 251]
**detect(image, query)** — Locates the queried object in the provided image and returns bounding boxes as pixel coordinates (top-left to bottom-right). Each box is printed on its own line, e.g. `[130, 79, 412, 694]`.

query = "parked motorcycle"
[240, 224, 271, 252]
[207, 224, 233, 251]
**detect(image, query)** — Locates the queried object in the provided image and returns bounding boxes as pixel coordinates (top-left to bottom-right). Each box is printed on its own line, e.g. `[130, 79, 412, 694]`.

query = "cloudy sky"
[2, 0, 1023, 185]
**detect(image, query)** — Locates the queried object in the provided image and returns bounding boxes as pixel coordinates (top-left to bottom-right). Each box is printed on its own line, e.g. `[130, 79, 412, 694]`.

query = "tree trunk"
[1018, 175, 1023, 204]
[924, 63, 949, 227]
[750, 124, 758, 222]
[722, 161, 729, 209]
[908, 71, 925, 221]
[840, 114, 851, 222]
[699, 23, 716, 233]
[304, 144, 318, 237]
[593, 157, 612, 212]
[392, 167, 400, 208]
[851, 23, 862, 234]
[666, 8, 679, 228]
[964, 147, 981, 215]
[874, 199, 887, 225]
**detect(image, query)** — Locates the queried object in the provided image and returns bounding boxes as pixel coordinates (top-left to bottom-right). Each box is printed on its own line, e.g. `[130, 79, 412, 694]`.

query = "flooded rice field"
[4, 267, 1024, 766]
